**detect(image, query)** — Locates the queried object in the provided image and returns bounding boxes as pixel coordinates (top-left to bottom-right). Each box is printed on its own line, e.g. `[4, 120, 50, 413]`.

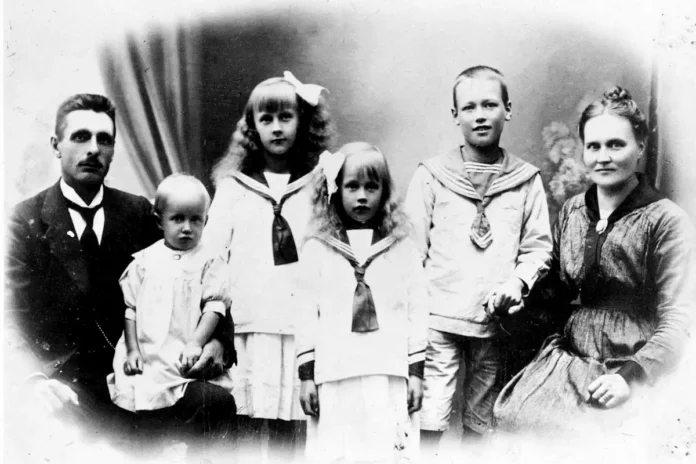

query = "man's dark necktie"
[65, 199, 102, 267]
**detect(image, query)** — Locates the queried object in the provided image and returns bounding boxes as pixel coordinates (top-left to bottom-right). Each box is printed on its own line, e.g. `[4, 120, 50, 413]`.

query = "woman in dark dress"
[493, 87, 695, 433]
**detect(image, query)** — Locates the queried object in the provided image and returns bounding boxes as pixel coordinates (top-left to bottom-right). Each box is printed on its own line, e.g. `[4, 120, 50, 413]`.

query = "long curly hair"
[213, 77, 334, 185]
[310, 142, 410, 241]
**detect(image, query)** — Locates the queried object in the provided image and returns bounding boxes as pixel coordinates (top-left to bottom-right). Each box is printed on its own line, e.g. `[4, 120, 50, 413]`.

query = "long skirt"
[494, 334, 647, 436]
[306, 375, 419, 464]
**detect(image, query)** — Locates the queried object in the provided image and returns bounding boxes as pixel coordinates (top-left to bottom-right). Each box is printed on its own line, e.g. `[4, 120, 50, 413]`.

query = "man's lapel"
[100, 186, 148, 261]
[100, 186, 123, 250]
[40, 182, 90, 294]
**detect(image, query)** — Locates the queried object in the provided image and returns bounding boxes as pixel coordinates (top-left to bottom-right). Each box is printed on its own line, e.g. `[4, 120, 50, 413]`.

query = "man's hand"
[124, 350, 144, 375]
[184, 338, 225, 379]
[407, 376, 423, 414]
[486, 277, 526, 316]
[32, 379, 79, 414]
[179, 343, 203, 375]
[300, 380, 320, 417]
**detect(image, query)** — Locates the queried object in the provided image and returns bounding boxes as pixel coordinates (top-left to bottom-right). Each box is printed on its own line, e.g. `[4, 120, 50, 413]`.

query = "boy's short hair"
[154, 173, 211, 216]
[452, 66, 509, 110]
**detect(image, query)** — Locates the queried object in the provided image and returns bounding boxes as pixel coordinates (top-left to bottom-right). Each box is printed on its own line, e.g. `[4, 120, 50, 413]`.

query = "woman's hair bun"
[603, 86, 632, 103]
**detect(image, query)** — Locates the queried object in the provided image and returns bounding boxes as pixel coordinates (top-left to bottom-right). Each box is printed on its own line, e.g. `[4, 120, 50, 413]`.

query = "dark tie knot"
[354, 265, 366, 282]
[273, 204, 282, 216]
[65, 198, 102, 226]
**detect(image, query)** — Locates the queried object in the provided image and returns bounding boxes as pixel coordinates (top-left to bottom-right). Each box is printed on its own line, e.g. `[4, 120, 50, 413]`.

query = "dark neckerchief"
[235, 164, 314, 266]
[316, 227, 395, 333]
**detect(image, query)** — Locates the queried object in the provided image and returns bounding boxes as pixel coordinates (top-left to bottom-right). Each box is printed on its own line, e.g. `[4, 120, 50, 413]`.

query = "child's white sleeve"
[202, 178, 241, 253]
[515, 174, 553, 293]
[405, 240, 429, 378]
[118, 255, 146, 321]
[200, 253, 232, 317]
[296, 239, 322, 380]
[404, 166, 436, 265]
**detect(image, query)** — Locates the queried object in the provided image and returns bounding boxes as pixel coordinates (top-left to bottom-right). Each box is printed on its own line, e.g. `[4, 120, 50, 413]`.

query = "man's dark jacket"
[5, 181, 160, 385]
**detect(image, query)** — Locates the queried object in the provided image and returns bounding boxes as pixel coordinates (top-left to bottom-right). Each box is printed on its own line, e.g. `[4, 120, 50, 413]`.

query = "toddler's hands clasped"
[486, 277, 526, 317]
[124, 350, 144, 375]
[588, 374, 630, 409]
[180, 343, 203, 375]
[300, 380, 320, 417]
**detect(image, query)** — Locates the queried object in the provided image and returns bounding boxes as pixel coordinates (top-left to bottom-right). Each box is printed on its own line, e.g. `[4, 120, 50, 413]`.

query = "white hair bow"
[318, 150, 346, 201]
[283, 71, 328, 106]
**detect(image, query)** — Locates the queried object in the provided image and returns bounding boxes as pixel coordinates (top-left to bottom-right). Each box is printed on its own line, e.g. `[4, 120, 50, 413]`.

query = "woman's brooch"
[596, 219, 608, 234]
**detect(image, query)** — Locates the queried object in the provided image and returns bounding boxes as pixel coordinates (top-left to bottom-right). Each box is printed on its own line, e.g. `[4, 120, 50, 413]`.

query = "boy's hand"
[588, 374, 631, 409]
[180, 343, 203, 375]
[300, 380, 320, 417]
[124, 350, 144, 375]
[486, 277, 526, 316]
[407, 375, 423, 414]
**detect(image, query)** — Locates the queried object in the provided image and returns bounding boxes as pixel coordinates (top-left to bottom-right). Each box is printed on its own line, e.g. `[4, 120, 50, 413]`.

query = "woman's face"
[582, 113, 644, 191]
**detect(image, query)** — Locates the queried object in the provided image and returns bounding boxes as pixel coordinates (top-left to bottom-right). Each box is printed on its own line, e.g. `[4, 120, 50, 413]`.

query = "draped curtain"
[99, 24, 203, 198]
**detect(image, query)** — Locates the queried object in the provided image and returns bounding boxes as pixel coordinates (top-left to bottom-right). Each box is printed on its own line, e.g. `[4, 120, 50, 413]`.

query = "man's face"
[53, 110, 115, 190]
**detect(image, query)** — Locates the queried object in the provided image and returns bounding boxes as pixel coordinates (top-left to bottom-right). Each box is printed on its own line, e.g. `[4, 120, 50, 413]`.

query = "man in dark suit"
[5, 94, 234, 455]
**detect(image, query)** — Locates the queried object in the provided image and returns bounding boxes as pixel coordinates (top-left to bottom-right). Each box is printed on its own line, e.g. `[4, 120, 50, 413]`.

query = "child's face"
[452, 77, 511, 150]
[158, 192, 207, 251]
[253, 104, 299, 159]
[340, 156, 383, 226]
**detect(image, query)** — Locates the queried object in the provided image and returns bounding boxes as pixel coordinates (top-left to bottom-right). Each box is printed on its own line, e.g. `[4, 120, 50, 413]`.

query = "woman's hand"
[486, 277, 526, 316]
[588, 374, 631, 408]
[300, 380, 320, 417]
[407, 376, 423, 414]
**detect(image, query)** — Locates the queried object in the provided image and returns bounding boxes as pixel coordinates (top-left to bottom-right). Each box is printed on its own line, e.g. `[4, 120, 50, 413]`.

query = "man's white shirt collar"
[60, 178, 104, 208]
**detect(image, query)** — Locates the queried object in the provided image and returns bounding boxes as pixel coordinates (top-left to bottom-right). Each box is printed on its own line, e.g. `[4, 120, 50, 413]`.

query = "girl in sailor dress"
[203, 72, 334, 455]
[297, 142, 428, 463]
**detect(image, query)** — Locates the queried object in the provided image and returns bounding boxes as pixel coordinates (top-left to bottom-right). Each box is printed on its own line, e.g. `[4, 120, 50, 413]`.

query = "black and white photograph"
[4, 0, 696, 463]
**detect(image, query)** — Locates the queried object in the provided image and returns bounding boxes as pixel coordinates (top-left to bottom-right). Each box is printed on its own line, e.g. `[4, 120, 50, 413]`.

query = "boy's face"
[158, 191, 207, 251]
[452, 77, 511, 150]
